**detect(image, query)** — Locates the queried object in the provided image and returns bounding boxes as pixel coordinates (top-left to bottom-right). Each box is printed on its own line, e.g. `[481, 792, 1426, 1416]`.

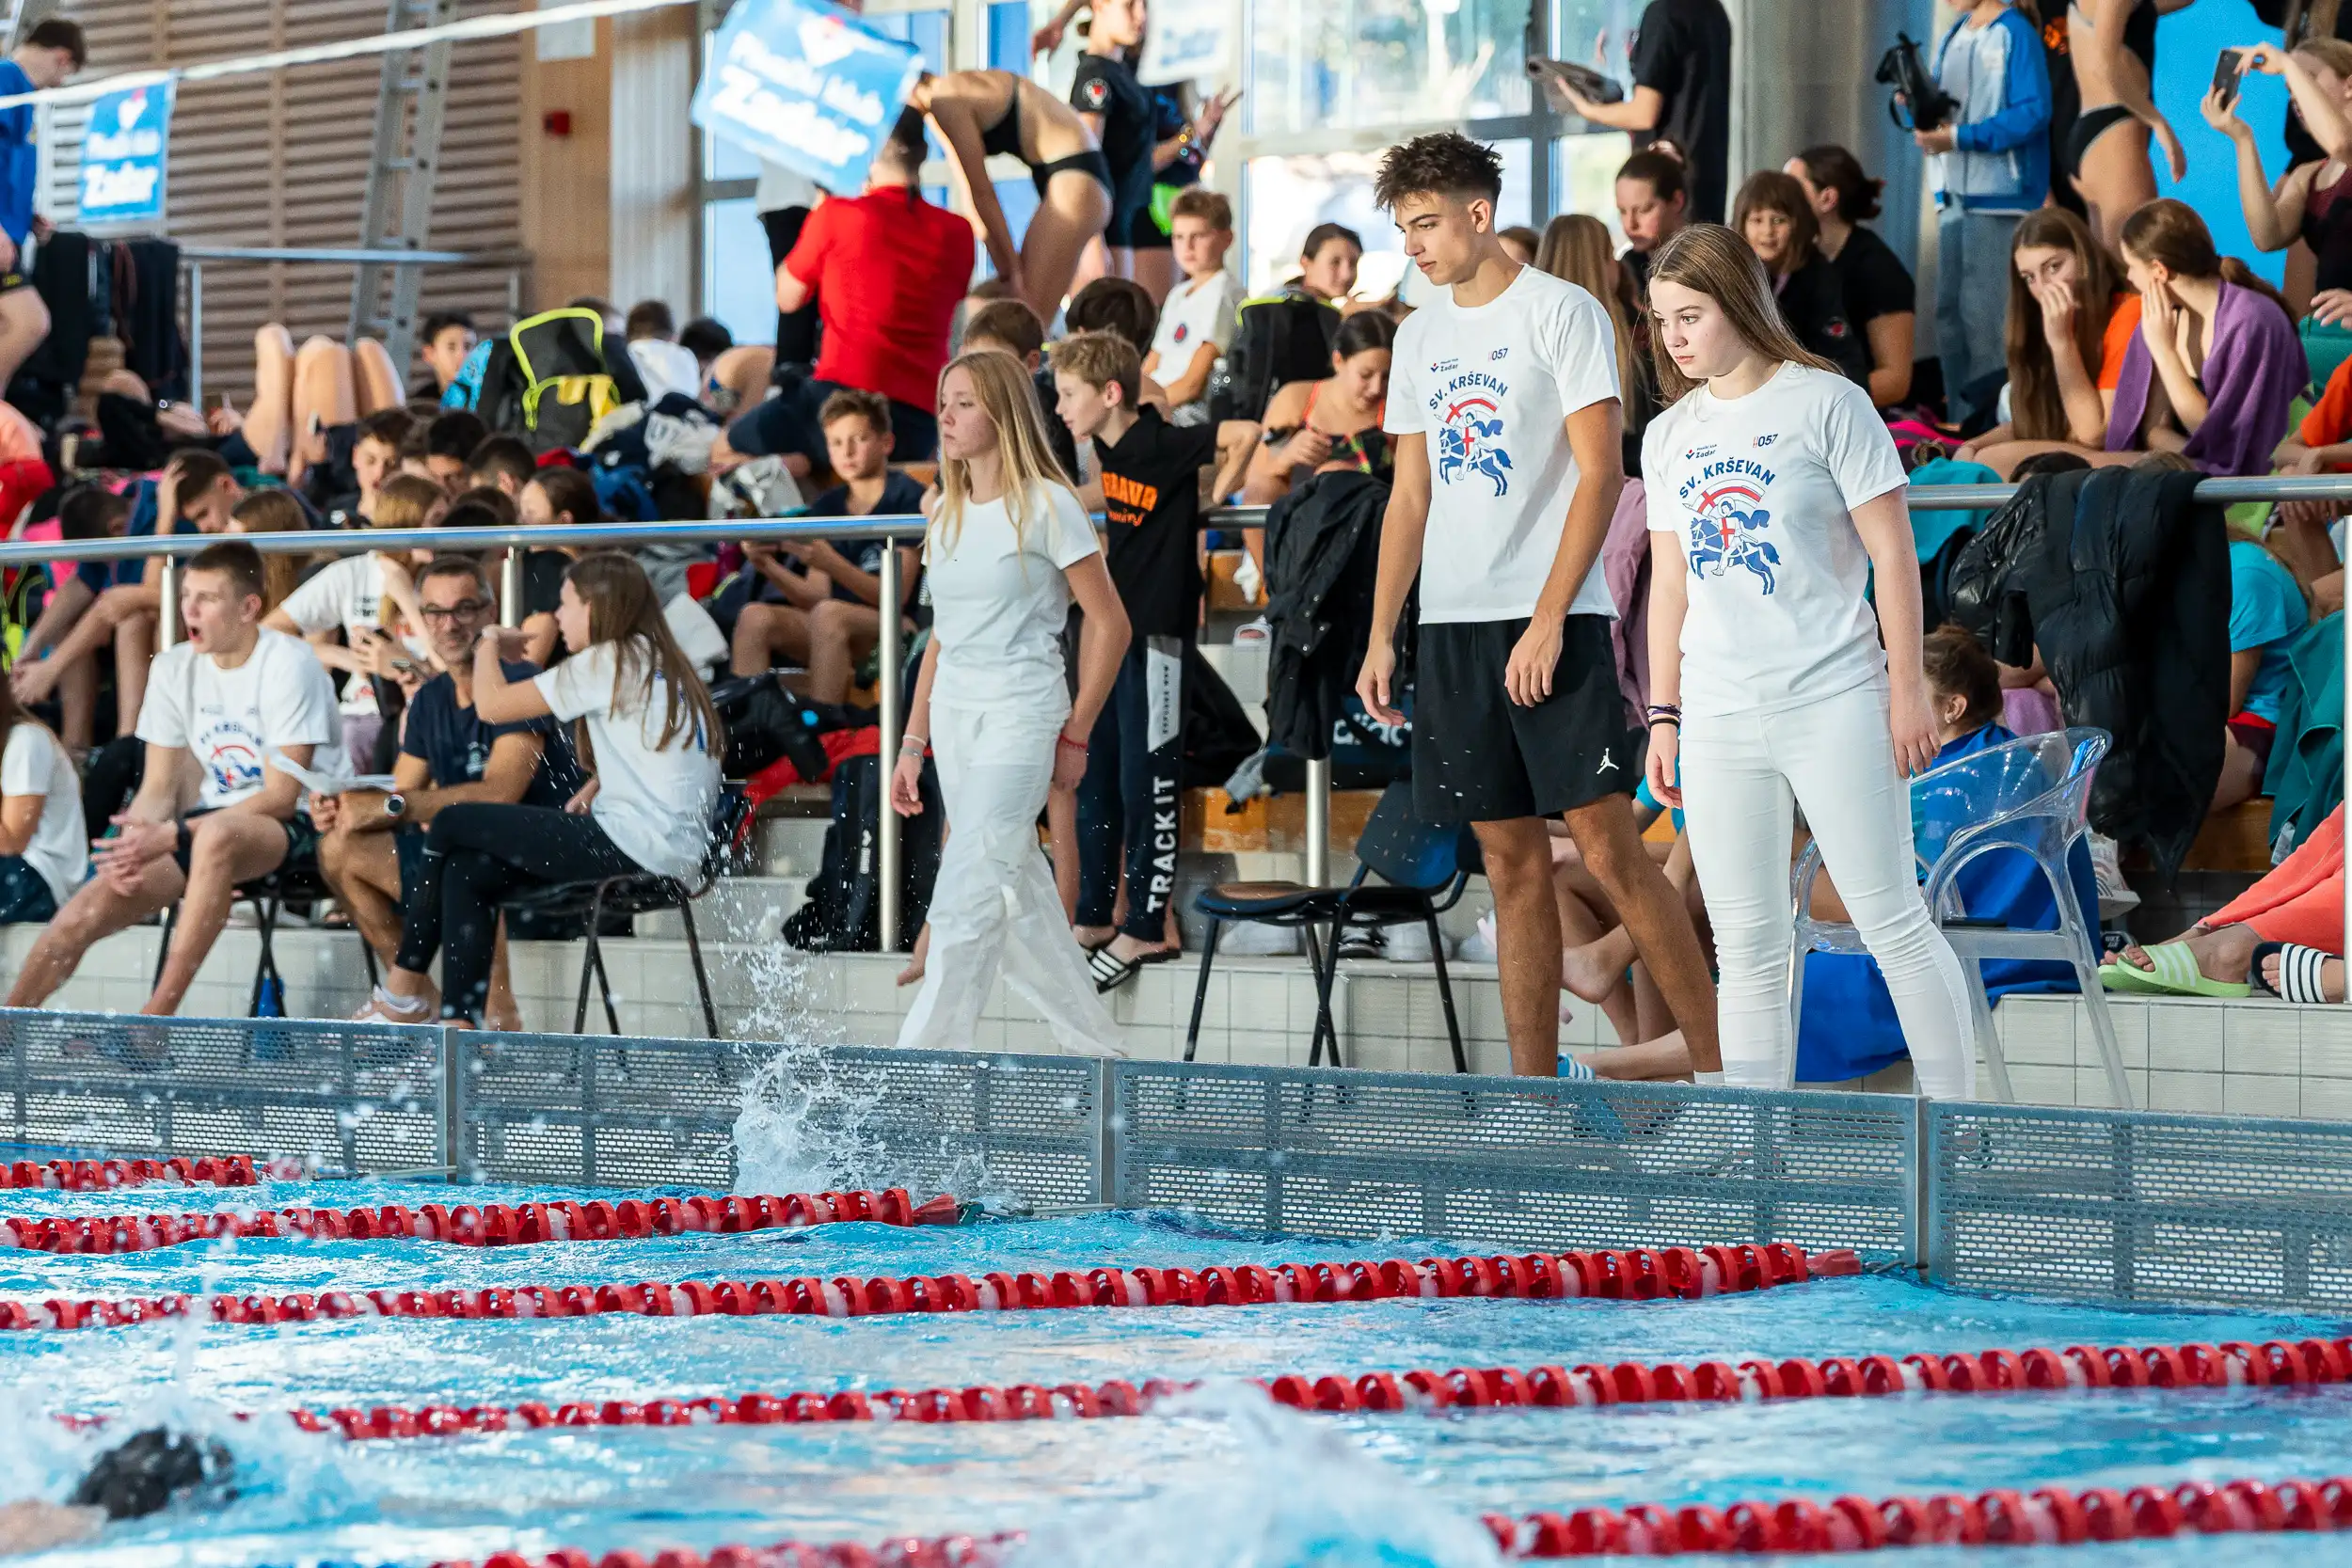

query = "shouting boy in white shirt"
[1145, 189, 1242, 426]
[8, 542, 342, 1016]
[1355, 132, 1721, 1082]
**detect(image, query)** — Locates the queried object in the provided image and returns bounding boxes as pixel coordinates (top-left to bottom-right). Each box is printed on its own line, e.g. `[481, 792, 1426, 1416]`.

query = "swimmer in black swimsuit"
[2066, 0, 2193, 250]
[914, 70, 1111, 321]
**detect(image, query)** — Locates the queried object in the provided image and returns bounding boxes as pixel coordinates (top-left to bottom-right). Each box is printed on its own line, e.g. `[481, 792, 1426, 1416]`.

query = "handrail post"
[186, 262, 203, 411]
[1305, 757, 1330, 887]
[156, 553, 179, 648]
[877, 541, 904, 953]
[500, 546, 522, 629]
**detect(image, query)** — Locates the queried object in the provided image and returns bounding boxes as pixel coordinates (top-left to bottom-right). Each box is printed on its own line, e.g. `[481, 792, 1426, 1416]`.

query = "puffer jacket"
[1947, 467, 2228, 880]
[1263, 468, 1394, 758]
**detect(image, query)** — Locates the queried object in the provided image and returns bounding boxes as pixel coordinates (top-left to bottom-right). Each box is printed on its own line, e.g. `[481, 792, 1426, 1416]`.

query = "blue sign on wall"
[78, 80, 172, 226]
[691, 0, 924, 195]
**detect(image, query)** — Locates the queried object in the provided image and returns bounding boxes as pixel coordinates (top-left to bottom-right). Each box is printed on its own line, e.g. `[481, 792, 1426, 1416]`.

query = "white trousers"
[896, 701, 1127, 1057]
[1679, 680, 1976, 1099]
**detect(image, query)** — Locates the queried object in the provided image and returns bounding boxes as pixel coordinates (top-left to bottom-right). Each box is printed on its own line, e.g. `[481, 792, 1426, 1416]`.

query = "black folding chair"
[499, 790, 754, 1037]
[153, 858, 370, 1018]
[1184, 780, 1479, 1070]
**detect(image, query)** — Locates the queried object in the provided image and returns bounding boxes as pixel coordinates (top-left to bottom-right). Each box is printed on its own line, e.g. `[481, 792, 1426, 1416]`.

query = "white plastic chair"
[1786, 727, 2130, 1107]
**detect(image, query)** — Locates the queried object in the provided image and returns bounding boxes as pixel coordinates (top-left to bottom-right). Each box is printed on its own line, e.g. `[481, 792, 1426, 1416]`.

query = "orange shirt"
[2096, 293, 2142, 392]
[2303, 352, 2352, 451]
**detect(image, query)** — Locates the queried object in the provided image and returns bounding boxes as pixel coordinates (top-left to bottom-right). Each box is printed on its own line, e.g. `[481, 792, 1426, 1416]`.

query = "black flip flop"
[1088, 945, 1180, 994]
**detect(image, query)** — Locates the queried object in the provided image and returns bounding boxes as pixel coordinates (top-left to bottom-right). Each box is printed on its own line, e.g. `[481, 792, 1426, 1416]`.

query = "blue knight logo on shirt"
[1436, 392, 1513, 497]
[1683, 477, 1781, 594]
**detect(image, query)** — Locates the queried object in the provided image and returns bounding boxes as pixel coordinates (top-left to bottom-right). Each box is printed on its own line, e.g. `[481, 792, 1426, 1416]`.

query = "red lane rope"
[0, 1156, 290, 1191]
[127, 1328, 2352, 1442]
[436, 1541, 1014, 1568]
[0, 1242, 1853, 1333]
[0, 1188, 956, 1255]
[1485, 1474, 2352, 1555]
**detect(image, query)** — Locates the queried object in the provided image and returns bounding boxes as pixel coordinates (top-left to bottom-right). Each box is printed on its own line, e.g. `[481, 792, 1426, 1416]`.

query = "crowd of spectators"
[0, 0, 2350, 1069]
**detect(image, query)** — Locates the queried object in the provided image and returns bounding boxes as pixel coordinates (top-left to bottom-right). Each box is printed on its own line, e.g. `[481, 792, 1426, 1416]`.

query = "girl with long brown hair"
[894, 350, 1130, 1056]
[2106, 198, 2305, 475]
[1534, 213, 1659, 468]
[1785, 145, 1917, 407]
[1639, 224, 1975, 1099]
[365, 550, 722, 1026]
[1730, 171, 1872, 389]
[1959, 207, 2144, 476]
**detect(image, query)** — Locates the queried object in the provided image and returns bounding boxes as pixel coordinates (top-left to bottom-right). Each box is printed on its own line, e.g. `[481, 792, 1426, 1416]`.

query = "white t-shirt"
[278, 552, 423, 717]
[0, 722, 86, 909]
[1384, 265, 1623, 624]
[923, 483, 1101, 715]
[536, 641, 722, 879]
[1642, 362, 1909, 719]
[1150, 269, 1241, 427]
[135, 630, 345, 810]
[628, 339, 703, 403]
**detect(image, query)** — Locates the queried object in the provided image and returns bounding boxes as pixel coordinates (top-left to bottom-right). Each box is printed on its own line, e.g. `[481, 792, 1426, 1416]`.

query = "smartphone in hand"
[2214, 47, 2247, 110]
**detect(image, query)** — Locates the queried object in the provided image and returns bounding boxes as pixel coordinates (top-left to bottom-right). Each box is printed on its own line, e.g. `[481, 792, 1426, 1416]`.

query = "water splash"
[731, 1040, 1007, 1205]
[1009, 1383, 1505, 1568]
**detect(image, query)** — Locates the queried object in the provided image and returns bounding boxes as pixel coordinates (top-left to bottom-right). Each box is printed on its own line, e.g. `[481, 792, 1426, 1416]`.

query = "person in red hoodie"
[724, 109, 975, 468]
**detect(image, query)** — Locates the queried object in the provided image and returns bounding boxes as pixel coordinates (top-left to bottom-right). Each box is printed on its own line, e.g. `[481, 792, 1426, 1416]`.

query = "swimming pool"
[8, 1169, 2352, 1567]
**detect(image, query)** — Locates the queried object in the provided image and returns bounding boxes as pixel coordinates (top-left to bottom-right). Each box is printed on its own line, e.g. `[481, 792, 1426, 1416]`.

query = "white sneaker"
[2089, 832, 2139, 918]
[1232, 553, 1263, 604]
[1218, 922, 1300, 957]
[1456, 910, 1499, 964]
[1232, 616, 1271, 648]
[1378, 922, 1435, 962]
[352, 987, 433, 1024]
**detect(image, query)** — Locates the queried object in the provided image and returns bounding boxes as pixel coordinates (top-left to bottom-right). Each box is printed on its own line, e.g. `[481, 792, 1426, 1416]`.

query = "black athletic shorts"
[1411, 613, 1634, 824]
[169, 806, 318, 879]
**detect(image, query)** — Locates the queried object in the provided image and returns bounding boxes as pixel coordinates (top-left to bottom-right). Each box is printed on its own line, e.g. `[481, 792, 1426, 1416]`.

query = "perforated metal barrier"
[0, 1008, 444, 1175]
[1927, 1101, 2352, 1309]
[1110, 1063, 1919, 1258]
[28, 1005, 2352, 1311]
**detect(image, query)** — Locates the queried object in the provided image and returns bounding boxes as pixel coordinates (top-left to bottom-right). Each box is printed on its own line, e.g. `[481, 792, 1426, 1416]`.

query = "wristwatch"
[382, 793, 407, 820]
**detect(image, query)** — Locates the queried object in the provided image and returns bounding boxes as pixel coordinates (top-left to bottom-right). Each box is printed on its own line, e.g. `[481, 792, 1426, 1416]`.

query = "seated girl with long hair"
[1239, 311, 1396, 502]
[362, 551, 721, 1026]
[1730, 171, 1871, 390]
[1960, 207, 2144, 476]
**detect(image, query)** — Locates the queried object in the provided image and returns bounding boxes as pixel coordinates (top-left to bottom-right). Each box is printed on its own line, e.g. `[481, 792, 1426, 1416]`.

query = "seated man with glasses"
[313, 558, 579, 1027]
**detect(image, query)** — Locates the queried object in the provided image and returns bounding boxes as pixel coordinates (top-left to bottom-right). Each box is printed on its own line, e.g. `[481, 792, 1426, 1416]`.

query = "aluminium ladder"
[348, 0, 456, 375]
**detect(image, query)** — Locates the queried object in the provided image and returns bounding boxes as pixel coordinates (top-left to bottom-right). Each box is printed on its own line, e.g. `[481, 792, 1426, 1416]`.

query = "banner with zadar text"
[77, 80, 173, 227]
[691, 0, 922, 195]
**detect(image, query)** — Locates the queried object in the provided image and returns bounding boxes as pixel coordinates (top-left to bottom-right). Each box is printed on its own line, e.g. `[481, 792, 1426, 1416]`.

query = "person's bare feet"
[1073, 924, 1116, 952]
[1562, 932, 1630, 1004]
[2261, 949, 2347, 1003]
[1574, 1031, 1692, 1081]
[897, 922, 931, 987]
[2112, 923, 2253, 984]
[1101, 931, 1177, 964]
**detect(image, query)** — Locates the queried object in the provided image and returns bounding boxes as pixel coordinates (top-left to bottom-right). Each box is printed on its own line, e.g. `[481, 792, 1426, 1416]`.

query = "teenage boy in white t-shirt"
[1355, 132, 1721, 1082]
[7, 542, 342, 1017]
[1144, 189, 1243, 427]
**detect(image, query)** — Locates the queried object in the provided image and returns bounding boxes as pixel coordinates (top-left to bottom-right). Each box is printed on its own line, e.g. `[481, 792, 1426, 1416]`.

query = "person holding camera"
[1916, 0, 2055, 424]
[1555, 0, 1733, 222]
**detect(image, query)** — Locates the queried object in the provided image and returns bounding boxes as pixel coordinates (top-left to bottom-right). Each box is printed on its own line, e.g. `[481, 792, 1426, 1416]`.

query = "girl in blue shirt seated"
[2216, 529, 2310, 813]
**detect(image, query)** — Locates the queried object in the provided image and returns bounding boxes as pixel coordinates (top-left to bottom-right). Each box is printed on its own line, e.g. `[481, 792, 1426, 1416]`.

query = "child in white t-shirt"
[1640, 223, 1973, 1100]
[1144, 189, 1243, 426]
[0, 685, 86, 924]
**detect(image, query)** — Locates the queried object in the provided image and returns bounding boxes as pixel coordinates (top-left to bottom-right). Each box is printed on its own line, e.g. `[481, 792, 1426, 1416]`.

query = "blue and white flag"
[691, 0, 923, 193]
[78, 80, 173, 226]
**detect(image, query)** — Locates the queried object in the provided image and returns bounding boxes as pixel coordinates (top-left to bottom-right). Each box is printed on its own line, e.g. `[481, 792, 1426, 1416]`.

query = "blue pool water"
[6, 1180, 2352, 1566]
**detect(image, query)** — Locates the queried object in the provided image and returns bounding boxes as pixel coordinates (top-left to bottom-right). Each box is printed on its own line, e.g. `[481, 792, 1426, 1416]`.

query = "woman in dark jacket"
[1733, 170, 1872, 389]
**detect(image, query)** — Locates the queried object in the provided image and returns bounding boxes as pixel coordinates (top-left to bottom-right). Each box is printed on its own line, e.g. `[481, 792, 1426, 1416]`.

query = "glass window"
[703, 198, 777, 346]
[1548, 0, 1645, 72]
[988, 0, 1031, 73]
[701, 34, 763, 182]
[1554, 131, 1632, 246]
[868, 9, 953, 159]
[1247, 0, 1532, 137]
[987, 177, 1041, 275]
[1243, 139, 1534, 301]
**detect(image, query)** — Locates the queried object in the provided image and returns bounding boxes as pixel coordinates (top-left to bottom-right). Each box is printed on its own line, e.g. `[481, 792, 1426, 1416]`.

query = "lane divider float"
[0, 1188, 955, 1255]
[0, 1242, 1856, 1333]
[0, 1156, 289, 1192]
[433, 1541, 1013, 1568]
[148, 1329, 2352, 1442]
[1486, 1473, 2352, 1554]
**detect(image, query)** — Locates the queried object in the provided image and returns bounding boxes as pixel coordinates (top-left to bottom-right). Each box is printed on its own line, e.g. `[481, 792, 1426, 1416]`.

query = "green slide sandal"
[2099, 940, 2249, 1000]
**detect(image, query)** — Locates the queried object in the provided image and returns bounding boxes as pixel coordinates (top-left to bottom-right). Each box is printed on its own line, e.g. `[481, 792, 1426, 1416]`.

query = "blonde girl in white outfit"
[1639, 224, 1976, 1099]
[893, 351, 1132, 1056]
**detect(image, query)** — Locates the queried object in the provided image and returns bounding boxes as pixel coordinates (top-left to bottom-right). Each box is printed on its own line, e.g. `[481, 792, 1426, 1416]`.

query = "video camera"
[1527, 57, 1624, 114]
[1876, 32, 1956, 133]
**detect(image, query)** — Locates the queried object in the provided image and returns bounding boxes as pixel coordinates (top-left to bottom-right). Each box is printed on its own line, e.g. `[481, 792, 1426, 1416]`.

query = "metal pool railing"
[15, 1007, 2352, 1310]
[16, 474, 2351, 976]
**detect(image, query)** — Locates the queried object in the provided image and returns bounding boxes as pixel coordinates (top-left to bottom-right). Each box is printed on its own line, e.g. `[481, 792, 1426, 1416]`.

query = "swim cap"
[66, 1427, 235, 1520]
